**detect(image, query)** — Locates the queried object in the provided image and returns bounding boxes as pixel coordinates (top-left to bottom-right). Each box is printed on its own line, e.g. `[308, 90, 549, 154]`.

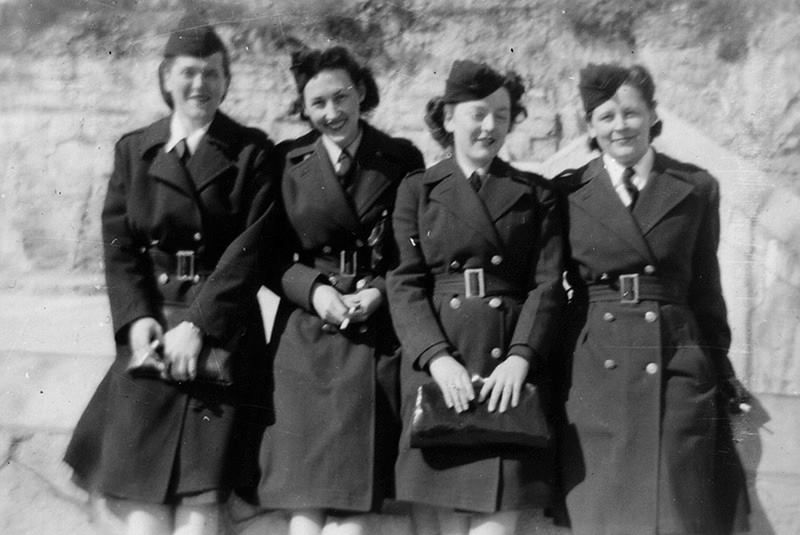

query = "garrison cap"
[164, 13, 226, 58]
[442, 60, 505, 104]
[579, 63, 630, 115]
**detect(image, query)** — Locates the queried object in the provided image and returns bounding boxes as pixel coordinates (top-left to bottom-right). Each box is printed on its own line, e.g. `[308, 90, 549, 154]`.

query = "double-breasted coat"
[65, 112, 277, 502]
[554, 153, 750, 534]
[387, 157, 565, 513]
[256, 123, 424, 512]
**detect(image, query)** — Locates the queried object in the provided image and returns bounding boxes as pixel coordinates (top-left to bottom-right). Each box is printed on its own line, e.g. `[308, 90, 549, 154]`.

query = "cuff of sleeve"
[508, 344, 536, 366]
[282, 263, 327, 309]
[415, 342, 453, 371]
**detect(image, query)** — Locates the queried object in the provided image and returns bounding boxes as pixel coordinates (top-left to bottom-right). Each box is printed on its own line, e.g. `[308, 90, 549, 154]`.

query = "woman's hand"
[340, 288, 383, 323]
[479, 355, 530, 413]
[429, 355, 475, 413]
[128, 317, 163, 357]
[163, 321, 203, 382]
[311, 282, 349, 326]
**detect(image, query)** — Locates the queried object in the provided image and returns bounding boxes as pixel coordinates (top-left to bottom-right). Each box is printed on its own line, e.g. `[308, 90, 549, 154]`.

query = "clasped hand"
[430, 354, 530, 414]
[311, 282, 383, 327]
[129, 317, 203, 382]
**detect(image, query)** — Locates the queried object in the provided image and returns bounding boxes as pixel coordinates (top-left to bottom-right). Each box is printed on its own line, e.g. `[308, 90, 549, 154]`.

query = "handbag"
[410, 376, 550, 448]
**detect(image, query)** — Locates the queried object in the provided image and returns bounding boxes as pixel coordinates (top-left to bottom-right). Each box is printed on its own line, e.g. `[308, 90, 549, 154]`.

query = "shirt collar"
[603, 147, 654, 191]
[165, 115, 212, 156]
[454, 155, 491, 182]
[321, 128, 363, 167]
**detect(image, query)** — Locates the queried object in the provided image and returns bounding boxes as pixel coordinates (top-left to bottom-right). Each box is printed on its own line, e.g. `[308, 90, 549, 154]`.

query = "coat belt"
[586, 275, 688, 304]
[432, 271, 523, 298]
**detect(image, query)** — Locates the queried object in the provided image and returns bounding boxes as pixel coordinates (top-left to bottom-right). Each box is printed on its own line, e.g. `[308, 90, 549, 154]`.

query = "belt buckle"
[339, 250, 358, 276]
[464, 268, 486, 298]
[619, 273, 639, 303]
[175, 250, 196, 282]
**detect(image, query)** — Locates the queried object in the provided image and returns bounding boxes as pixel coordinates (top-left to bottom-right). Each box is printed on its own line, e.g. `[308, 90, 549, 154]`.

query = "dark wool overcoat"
[387, 157, 565, 513]
[554, 153, 750, 535]
[64, 112, 277, 503]
[256, 123, 424, 512]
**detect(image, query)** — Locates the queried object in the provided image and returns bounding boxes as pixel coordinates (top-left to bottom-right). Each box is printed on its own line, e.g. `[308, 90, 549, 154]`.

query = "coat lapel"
[427, 160, 502, 250]
[140, 118, 195, 198]
[571, 158, 655, 263]
[480, 159, 530, 223]
[286, 137, 360, 231]
[186, 114, 236, 192]
[348, 124, 395, 218]
[632, 153, 696, 236]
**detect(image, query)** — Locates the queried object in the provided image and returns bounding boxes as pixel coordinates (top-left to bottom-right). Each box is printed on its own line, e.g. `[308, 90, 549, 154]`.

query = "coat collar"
[632, 151, 695, 235]
[426, 158, 530, 250]
[141, 113, 237, 196]
[284, 122, 398, 226]
[570, 157, 655, 263]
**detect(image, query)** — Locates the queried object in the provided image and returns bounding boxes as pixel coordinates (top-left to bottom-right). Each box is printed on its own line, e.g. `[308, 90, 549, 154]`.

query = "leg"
[468, 511, 519, 535]
[326, 514, 370, 535]
[410, 504, 440, 535]
[173, 504, 220, 535]
[101, 496, 174, 535]
[289, 509, 325, 535]
[435, 507, 470, 535]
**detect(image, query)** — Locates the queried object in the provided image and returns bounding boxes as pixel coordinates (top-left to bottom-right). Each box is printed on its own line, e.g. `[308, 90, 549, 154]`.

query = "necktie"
[468, 171, 482, 192]
[336, 149, 352, 177]
[175, 139, 190, 166]
[622, 167, 638, 208]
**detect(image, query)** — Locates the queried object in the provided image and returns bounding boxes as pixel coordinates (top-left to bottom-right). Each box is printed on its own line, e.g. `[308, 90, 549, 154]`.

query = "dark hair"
[425, 70, 528, 148]
[157, 50, 231, 110]
[289, 46, 380, 120]
[586, 64, 662, 151]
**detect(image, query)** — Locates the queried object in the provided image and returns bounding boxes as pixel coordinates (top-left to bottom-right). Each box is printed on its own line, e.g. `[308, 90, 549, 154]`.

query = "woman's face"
[445, 87, 511, 169]
[303, 68, 364, 147]
[588, 83, 657, 167]
[163, 53, 228, 127]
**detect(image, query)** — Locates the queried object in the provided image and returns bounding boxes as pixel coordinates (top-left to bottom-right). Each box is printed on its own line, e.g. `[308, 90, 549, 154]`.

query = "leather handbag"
[410, 377, 550, 448]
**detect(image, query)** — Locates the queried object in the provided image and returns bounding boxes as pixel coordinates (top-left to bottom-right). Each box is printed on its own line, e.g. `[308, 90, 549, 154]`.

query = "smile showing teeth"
[326, 119, 346, 131]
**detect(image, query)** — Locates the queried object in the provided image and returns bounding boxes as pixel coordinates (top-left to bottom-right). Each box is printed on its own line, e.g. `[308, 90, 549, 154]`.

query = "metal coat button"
[359, 325, 369, 334]
[355, 239, 365, 248]
[321, 323, 337, 334]
[193, 232, 202, 242]
[322, 245, 333, 254]
[644, 311, 658, 323]
[491, 255, 503, 266]
[450, 297, 462, 309]
[488, 297, 502, 309]
[603, 312, 615, 322]
[644, 264, 656, 275]
[356, 278, 368, 290]
[490, 347, 503, 359]
[600, 273, 610, 281]
[328, 275, 338, 286]
[157, 273, 169, 285]
[645, 362, 659, 375]
[604, 359, 617, 369]
[449, 260, 461, 271]
[138, 246, 148, 254]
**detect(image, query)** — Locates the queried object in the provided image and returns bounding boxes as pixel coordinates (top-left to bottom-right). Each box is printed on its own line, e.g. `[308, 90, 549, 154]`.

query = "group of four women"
[65, 15, 752, 535]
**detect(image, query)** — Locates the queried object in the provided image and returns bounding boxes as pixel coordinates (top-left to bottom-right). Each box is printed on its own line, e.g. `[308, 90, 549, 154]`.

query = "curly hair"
[288, 45, 380, 120]
[425, 70, 528, 149]
[586, 64, 663, 151]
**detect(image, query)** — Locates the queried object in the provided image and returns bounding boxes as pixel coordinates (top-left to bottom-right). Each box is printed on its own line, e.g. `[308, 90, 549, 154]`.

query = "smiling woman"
[254, 45, 424, 535]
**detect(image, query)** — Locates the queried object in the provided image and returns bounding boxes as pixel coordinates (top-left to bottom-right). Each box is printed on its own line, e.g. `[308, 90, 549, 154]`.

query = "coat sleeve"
[387, 174, 453, 370]
[187, 137, 289, 343]
[507, 182, 566, 365]
[361, 143, 425, 298]
[688, 175, 735, 379]
[102, 138, 159, 344]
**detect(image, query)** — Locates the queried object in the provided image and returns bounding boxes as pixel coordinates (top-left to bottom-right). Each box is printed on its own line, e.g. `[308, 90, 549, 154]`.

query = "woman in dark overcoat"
[64, 16, 278, 535]
[255, 46, 424, 535]
[554, 63, 751, 535]
[387, 60, 565, 535]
